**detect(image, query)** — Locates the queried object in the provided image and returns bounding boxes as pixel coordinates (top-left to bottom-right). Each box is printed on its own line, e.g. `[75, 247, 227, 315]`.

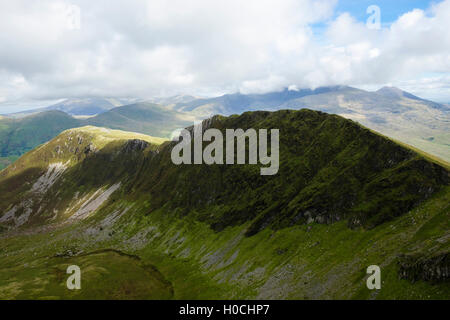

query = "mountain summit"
[376, 86, 423, 100]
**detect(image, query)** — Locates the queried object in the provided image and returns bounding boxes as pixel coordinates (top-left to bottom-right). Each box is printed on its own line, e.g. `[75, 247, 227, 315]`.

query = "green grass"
[0, 247, 173, 300]
[0, 110, 448, 299]
[0, 155, 19, 170]
[0, 186, 448, 299]
[0, 111, 80, 161]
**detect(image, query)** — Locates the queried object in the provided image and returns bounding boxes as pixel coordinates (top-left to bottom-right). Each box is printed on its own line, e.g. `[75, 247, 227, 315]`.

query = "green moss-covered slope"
[0, 111, 81, 170]
[0, 109, 448, 299]
[133, 110, 448, 232]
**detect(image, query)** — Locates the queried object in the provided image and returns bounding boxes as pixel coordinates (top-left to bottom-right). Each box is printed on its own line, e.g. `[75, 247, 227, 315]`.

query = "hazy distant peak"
[147, 95, 199, 106]
[44, 97, 144, 116]
[376, 86, 403, 97]
[376, 86, 423, 101]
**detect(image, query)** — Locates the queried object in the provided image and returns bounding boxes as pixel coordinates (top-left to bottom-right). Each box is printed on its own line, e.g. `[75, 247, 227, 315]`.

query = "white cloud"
[0, 0, 450, 112]
[319, 0, 450, 100]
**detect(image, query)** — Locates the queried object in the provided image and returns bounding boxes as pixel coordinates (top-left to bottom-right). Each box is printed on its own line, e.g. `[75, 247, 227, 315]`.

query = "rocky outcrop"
[398, 252, 449, 283]
[122, 139, 149, 153]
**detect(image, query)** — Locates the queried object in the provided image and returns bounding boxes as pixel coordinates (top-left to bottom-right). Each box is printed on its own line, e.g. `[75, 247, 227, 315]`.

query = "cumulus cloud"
[0, 0, 449, 111]
[321, 1, 450, 98]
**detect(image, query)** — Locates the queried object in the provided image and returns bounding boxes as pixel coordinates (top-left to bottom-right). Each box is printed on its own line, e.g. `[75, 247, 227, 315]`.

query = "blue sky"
[335, 0, 433, 23]
[312, 0, 436, 39]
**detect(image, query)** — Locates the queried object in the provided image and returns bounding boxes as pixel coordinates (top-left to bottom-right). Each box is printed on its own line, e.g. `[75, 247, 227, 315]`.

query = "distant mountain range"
[170, 86, 450, 162]
[0, 102, 193, 169]
[172, 86, 345, 116]
[5, 98, 142, 118]
[86, 102, 194, 138]
[0, 86, 449, 170]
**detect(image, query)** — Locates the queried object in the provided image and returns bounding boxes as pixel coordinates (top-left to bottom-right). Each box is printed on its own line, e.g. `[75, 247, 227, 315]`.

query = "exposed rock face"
[69, 183, 122, 221]
[398, 252, 450, 283]
[184, 115, 223, 138]
[122, 139, 149, 153]
[31, 162, 67, 194]
[0, 128, 159, 231]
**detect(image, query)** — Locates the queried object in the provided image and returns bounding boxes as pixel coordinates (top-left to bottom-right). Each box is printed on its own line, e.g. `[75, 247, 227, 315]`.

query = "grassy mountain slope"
[0, 103, 193, 170]
[85, 102, 193, 138]
[0, 111, 81, 169]
[282, 87, 450, 162]
[133, 110, 448, 232]
[0, 109, 448, 299]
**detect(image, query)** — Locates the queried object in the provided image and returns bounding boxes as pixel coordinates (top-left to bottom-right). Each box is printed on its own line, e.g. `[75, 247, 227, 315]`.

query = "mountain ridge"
[1, 85, 449, 170]
[165, 86, 449, 161]
[0, 109, 448, 299]
[4, 98, 142, 118]
[2, 109, 448, 231]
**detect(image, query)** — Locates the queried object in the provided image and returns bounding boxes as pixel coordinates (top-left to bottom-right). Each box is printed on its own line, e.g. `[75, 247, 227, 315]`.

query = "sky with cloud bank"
[0, 0, 449, 112]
